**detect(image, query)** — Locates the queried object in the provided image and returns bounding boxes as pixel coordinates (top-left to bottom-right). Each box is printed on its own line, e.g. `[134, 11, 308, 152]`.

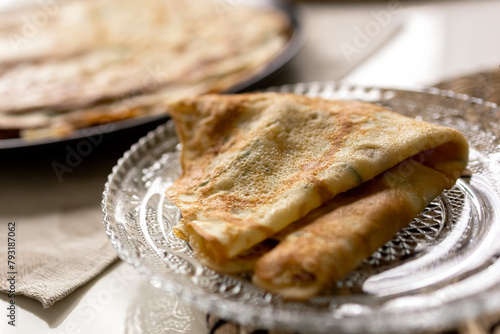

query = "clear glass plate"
[102, 82, 500, 333]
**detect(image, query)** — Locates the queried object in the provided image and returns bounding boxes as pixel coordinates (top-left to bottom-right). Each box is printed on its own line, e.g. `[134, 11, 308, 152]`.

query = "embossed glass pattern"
[102, 83, 500, 333]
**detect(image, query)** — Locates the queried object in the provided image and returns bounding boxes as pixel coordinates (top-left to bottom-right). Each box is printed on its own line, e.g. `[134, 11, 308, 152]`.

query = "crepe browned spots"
[166, 93, 468, 281]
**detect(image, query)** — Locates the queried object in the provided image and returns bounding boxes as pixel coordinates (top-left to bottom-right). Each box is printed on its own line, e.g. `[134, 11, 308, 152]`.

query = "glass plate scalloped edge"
[102, 82, 500, 334]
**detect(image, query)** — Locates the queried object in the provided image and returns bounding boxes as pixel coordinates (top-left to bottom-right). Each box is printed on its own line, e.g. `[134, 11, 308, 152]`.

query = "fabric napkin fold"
[0, 148, 120, 308]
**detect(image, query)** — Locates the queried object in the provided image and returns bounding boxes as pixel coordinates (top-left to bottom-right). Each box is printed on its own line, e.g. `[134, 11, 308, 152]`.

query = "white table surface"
[2, 0, 500, 333]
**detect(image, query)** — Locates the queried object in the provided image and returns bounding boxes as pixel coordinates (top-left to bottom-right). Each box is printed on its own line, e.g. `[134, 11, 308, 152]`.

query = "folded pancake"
[166, 93, 469, 265]
[189, 156, 466, 277]
[252, 158, 457, 299]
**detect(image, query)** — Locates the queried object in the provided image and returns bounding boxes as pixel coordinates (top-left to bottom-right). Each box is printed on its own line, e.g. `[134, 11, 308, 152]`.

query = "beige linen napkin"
[0, 147, 120, 308]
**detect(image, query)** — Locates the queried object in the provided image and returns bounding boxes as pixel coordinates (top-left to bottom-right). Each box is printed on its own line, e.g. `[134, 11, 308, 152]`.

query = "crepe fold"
[166, 93, 468, 288]
[252, 159, 454, 299]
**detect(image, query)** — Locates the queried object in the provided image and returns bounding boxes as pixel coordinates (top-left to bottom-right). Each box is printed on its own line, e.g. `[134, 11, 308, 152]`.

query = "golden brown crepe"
[166, 93, 469, 276]
[252, 158, 454, 299]
[0, 0, 290, 139]
[198, 152, 459, 283]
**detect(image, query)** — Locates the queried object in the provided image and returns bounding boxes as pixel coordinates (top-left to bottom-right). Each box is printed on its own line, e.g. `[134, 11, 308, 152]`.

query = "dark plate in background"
[0, 0, 302, 153]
